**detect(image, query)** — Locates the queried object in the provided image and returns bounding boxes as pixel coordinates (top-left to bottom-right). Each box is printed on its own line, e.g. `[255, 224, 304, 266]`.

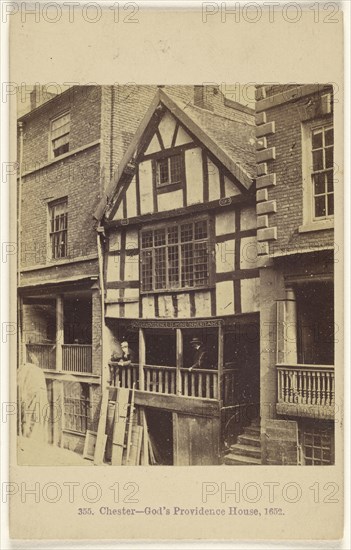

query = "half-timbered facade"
[96, 88, 259, 465]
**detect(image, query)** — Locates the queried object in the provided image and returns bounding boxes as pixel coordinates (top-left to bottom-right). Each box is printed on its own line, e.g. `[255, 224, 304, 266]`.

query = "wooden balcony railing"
[277, 363, 335, 407]
[143, 364, 177, 394]
[109, 362, 226, 400]
[62, 344, 93, 373]
[26, 343, 56, 370]
[180, 368, 218, 399]
[113, 362, 139, 388]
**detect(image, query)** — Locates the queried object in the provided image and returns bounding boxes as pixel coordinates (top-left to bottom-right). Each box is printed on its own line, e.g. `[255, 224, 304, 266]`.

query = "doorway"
[145, 408, 173, 465]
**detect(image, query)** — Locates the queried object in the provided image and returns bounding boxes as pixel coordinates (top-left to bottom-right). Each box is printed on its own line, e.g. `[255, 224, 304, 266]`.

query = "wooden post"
[139, 328, 145, 391]
[217, 323, 224, 403]
[140, 408, 149, 465]
[285, 287, 298, 364]
[56, 295, 63, 372]
[176, 328, 183, 396]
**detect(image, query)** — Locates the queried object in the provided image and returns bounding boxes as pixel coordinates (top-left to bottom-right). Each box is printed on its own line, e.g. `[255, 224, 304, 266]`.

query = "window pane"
[51, 114, 70, 158]
[155, 248, 166, 289]
[312, 149, 324, 171]
[158, 159, 169, 185]
[314, 196, 326, 218]
[154, 228, 166, 246]
[327, 194, 334, 216]
[141, 231, 153, 248]
[325, 146, 333, 169]
[312, 129, 323, 149]
[170, 155, 182, 183]
[168, 246, 179, 286]
[194, 220, 208, 240]
[180, 223, 193, 243]
[181, 243, 194, 287]
[194, 242, 208, 286]
[140, 220, 210, 292]
[326, 170, 334, 192]
[324, 127, 334, 146]
[313, 173, 325, 195]
[141, 250, 153, 291]
[167, 226, 178, 244]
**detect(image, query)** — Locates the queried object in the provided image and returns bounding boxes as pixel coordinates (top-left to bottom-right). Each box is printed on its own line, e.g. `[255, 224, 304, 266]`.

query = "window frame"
[63, 382, 90, 435]
[299, 117, 334, 233]
[48, 197, 68, 260]
[140, 215, 214, 294]
[155, 151, 184, 189]
[49, 111, 71, 159]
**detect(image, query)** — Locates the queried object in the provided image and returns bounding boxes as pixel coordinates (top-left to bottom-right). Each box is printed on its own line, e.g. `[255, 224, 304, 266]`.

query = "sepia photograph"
[17, 83, 336, 468]
[3, 2, 346, 544]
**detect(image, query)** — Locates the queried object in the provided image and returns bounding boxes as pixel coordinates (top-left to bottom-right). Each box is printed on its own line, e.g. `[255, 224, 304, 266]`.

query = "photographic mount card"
[5, 2, 345, 544]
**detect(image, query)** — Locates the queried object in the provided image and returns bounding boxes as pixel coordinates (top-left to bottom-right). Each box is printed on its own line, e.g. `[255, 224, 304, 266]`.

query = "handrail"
[277, 363, 334, 370]
[62, 344, 92, 348]
[277, 363, 335, 407]
[108, 361, 227, 400]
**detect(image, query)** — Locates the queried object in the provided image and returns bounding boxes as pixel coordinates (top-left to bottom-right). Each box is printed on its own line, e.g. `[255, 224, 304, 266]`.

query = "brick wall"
[20, 86, 102, 170]
[256, 85, 334, 256]
[20, 146, 101, 272]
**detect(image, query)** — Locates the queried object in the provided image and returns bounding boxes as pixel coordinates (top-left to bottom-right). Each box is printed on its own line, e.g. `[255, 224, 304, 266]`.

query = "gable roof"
[94, 89, 255, 222]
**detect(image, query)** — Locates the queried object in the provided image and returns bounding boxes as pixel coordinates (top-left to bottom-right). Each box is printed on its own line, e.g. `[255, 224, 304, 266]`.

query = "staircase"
[224, 419, 261, 465]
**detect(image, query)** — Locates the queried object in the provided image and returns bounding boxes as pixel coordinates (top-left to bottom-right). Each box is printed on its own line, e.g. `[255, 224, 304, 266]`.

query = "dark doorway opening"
[296, 282, 334, 365]
[145, 330, 176, 367]
[64, 297, 92, 344]
[145, 408, 173, 465]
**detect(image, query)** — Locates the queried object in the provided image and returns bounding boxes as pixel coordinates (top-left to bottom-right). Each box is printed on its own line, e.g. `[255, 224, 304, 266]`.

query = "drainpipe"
[96, 225, 108, 390]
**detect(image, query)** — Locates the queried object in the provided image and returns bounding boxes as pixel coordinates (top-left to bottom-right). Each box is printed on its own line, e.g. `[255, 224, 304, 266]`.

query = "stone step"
[224, 453, 261, 466]
[229, 443, 261, 459]
[237, 434, 261, 447]
[244, 426, 261, 436]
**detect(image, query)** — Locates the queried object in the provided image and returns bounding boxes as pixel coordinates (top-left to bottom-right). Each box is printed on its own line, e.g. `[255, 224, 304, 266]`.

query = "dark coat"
[191, 345, 209, 370]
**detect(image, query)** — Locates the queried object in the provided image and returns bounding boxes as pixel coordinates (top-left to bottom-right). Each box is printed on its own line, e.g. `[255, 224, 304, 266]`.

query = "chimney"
[193, 85, 218, 111]
[30, 85, 41, 111]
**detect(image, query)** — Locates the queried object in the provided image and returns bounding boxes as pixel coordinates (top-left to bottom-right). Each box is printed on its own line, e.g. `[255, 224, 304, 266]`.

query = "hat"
[190, 337, 202, 345]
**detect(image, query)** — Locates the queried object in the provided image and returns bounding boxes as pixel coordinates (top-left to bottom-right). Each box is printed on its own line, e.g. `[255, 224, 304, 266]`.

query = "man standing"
[188, 337, 209, 371]
[110, 338, 136, 385]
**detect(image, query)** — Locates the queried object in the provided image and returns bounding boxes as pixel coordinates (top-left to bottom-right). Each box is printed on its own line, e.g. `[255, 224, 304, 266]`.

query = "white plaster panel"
[113, 202, 124, 221]
[185, 147, 203, 205]
[109, 231, 121, 251]
[158, 112, 177, 149]
[215, 210, 235, 236]
[215, 239, 235, 273]
[106, 254, 120, 283]
[139, 160, 154, 215]
[224, 175, 240, 197]
[194, 291, 211, 317]
[240, 236, 258, 269]
[105, 304, 120, 318]
[106, 289, 120, 302]
[175, 125, 193, 146]
[158, 295, 173, 318]
[142, 295, 155, 318]
[124, 302, 139, 318]
[145, 134, 161, 155]
[208, 158, 220, 201]
[216, 281, 234, 316]
[126, 177, 137, 218]
[126, 228, 138, 250]
[124, 256, 139, 281]
[157, 189, 183, 211]
[177, 293, 191, 318]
